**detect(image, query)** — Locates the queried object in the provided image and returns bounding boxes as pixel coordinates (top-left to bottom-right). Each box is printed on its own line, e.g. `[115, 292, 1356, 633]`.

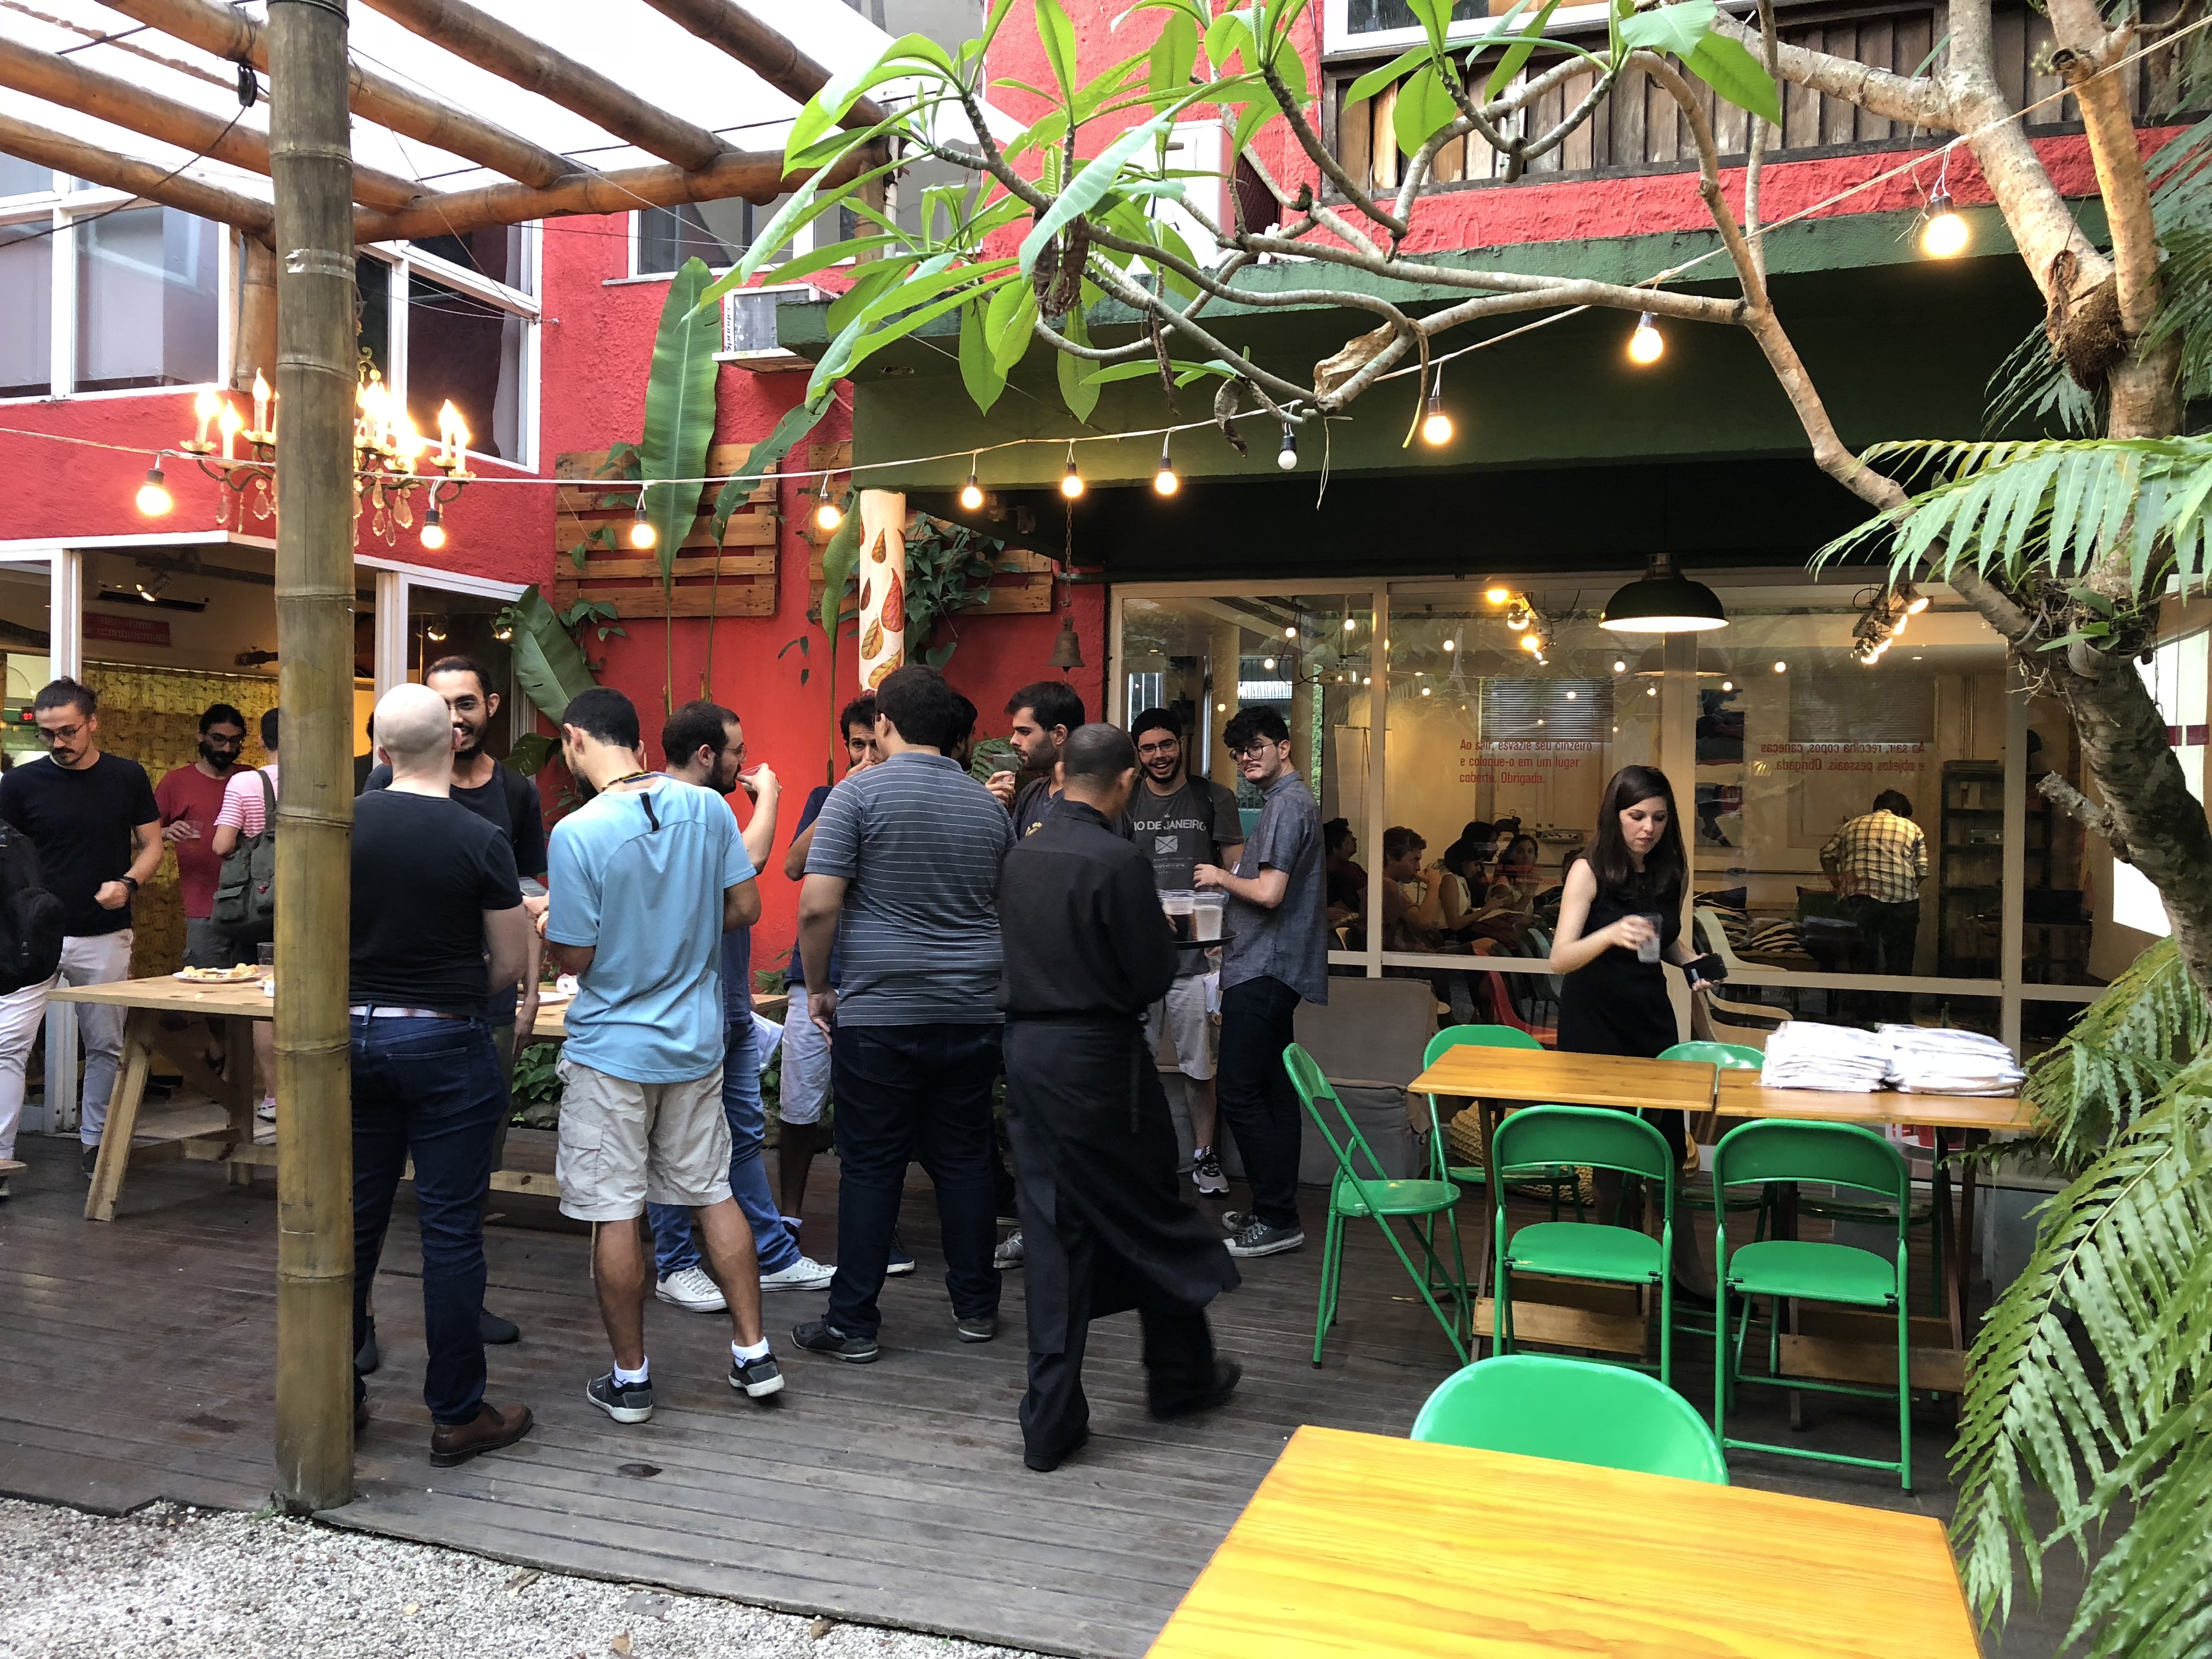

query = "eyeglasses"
[36, 721, 86, 746]
[1135, 740, 1180, 757]
[204, 733, 245, 748]
[1232, 740, 1283, 760]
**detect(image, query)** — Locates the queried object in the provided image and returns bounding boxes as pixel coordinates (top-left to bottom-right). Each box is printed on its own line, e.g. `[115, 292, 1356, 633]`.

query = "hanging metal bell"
[1047, 614, 1084, 670]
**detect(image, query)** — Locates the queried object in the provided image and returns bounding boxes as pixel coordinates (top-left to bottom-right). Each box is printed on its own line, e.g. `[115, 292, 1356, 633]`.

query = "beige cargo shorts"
[555, 1057, 732, 1222]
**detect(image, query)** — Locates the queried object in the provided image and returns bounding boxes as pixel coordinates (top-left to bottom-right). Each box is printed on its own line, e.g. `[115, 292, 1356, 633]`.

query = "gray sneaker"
[993, 1229, 1025, 1269]
[954, 1313, 997, 1344]
[1225, 1217, 1305, 1258]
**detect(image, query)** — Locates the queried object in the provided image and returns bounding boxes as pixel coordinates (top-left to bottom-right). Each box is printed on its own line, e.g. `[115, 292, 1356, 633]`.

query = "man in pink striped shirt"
[213, 708, 278, 1119]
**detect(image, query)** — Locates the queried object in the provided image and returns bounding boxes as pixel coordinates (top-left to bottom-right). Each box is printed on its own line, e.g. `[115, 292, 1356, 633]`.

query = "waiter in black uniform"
[998, 724, 1243, 1472]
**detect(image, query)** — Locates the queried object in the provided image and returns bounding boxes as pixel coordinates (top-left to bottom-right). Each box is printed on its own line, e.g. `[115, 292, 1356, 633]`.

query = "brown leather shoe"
[429, 1402, 533, 1468]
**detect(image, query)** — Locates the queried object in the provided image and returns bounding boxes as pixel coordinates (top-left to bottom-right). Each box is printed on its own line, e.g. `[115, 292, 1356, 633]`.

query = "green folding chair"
[1660, 1040, 1765, 1071]
[1412, 1354, 1728, 1484]
[1712, 1120, 1914, 1491]
[1421, 1024, 1582, 1222]
[1493, 1105, 1680, 1385]
[1283, 1042, 1470, 1369]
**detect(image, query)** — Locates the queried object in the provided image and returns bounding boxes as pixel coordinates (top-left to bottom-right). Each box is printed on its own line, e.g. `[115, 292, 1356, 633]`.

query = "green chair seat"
[1335, 1177, 1464, 1219]
[1412, 1354, 1728, 1484]
[1726, 1238, 1898, 1306]
[1505, 1220, 1662, 1283]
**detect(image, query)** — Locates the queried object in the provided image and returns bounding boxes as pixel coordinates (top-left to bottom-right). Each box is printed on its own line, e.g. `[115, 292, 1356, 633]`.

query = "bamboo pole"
[636, 0, 890, 129]
[235, 239, 279, 391]
[267, 0, 357, 1516]
[359, 0, 726, 169]
[0, 36, 425, 213]
[107, 0, 573, 187]
[0, 110, 274, 233]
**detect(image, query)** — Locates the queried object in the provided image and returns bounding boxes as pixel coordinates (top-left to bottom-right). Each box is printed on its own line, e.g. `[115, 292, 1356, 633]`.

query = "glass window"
[1344, 0, 1483, 32]
[634, 199, 792, 275]
[73, 207, 219, 390]
[409, 587, 516, 760]
[407, 270, 523, 462]
[356, 255, 392, 379]
[409, 227, 530, 294]
[0, 157, 52, 199]
[0, 222, 52, 397]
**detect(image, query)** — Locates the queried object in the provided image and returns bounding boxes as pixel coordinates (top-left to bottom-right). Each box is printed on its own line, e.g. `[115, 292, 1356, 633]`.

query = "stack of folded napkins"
[1881, 1025, 2024, 1095]
[1761, 1020, 1894, 1091]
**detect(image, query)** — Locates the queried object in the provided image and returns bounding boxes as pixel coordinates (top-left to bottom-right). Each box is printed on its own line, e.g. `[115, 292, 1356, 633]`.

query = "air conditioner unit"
[719, 285, 819, 372]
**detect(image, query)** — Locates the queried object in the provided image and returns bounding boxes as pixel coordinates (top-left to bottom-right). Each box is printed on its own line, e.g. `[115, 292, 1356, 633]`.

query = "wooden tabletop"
[1146, 1425, 1980, 1659]
[1716, 1068, 2034, 1131]
[1409, 1046, 1718, 1111]
[50, 975, 274, 1019]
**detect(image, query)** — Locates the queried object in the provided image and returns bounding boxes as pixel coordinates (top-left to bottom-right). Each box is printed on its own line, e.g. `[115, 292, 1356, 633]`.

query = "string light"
[421, 501, 447, 550]
[1628, 312, 1664, 366]
[1420, 366, 1453, 446]
[1613, 659, 1628, 673]
[1773, 660, 1788, 673]
[1720, 679, 1733, 691]
[1277, 422, 1298, 471]
[1262, 656, 1277, 670]
[1060, 443, 1084, 500]
[629, 497, 656, 550]
[1344, 616, 1357, 632]
[1153, 436, 1178, 496]
[1921, 189, 1970, 259]
[134, 457, 172, 517]
[814, 478, 843, 532]
[1284, 625, 1298, 639]
[1442, 637, 1456, 651]
[959, 452, 984, 511]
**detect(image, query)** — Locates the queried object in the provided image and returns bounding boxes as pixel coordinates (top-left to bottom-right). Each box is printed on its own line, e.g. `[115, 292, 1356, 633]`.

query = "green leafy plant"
[509, 1040, 564, 1129]
[497, 590, 617, 776]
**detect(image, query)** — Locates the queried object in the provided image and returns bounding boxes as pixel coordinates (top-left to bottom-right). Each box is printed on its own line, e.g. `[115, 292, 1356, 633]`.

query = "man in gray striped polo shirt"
[791, 667, 1015, 1363]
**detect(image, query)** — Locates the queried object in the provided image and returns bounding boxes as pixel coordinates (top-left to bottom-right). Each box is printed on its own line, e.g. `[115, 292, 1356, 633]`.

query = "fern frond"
[2145, 112, 2212, 404]
[1984, 319, 2101, 438]
[1951, 1064, 2212, 1633]
[2025, 938, 2212, 1172]
[2063, 1393, 2212, 1659]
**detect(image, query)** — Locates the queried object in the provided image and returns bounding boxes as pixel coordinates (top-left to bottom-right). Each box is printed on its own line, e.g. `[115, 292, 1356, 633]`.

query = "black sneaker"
[729, 1350, 785, 1399]
[954, 1313, 997, 1344]
[1151, 1358, 1244, 1420]
[355, 1321, 381, 1376]
[1225, 1217, 1305, 1258]
[885, 1236, 917, 1277]
[479, 1309, 520, 1344]
[80, 1146, 98, 1180]
[792, 1319, 880, 1364]
[585, 1370, 654, 1424]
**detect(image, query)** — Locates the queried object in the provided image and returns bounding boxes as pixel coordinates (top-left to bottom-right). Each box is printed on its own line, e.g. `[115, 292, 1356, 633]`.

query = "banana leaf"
[505, 586, 599, 727]
[710, 388, 836, 542]
[639, 257, 723, 583]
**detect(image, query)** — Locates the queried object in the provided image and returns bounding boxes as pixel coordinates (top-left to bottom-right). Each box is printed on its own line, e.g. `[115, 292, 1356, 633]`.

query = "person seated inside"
[1323, 817, 1367, 929]
[1485, 833, 1545, 913]
[1379, 826, 1449, 953]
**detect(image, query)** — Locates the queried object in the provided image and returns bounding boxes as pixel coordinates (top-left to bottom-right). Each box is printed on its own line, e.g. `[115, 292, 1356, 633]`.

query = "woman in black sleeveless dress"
[1548, 765, 1725, 1296]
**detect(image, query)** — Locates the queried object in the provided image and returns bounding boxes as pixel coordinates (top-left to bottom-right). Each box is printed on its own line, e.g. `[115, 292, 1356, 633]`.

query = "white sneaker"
[255, 1097, 276, 1122]
[759, 1254, 834, 1292]
[993, 1229, 1025, 1269]
[654, 1265, 727, 1312]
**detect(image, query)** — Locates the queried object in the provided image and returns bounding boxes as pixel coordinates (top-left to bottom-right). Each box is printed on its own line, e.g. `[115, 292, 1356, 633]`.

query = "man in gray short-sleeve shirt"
[1194, 706, 1328, 1261]
[792, 667, 1014, 1361]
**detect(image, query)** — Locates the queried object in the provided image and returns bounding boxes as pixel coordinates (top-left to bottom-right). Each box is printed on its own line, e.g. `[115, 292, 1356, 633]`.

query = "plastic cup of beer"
[1162, 889, 1195, 943]
[1192, 891, 1226, 941]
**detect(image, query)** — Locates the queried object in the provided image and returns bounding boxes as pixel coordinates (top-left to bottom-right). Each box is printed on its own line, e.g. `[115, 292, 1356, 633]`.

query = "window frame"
[357, 231, 542, 473]
[627, 202, 822, 282]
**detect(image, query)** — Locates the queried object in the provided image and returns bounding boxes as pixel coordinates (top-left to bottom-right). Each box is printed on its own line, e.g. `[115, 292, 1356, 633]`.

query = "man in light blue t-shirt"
[542, 687, 786, 1423]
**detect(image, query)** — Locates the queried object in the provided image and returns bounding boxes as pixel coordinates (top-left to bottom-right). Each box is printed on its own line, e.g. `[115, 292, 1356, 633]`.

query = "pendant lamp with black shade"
[1599, 551, 1729, 633]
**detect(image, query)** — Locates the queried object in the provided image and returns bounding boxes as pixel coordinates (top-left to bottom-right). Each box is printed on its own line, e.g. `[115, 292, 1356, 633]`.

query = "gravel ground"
[0, 1497, 1036, 1659]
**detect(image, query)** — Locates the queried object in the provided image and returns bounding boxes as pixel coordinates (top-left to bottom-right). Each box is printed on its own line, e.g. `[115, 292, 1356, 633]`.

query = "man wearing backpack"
[213, 709, 280, 1124]
[0, 678, 161, 1184]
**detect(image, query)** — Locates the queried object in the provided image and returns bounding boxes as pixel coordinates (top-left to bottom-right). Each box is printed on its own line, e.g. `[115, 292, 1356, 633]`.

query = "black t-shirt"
[364, 759, 546, 878]
[1127, 776, 1243, 891]
[350, 790, 521, 1015]
[1012, 775, 1133, 843]
[0, 753, 157, 936]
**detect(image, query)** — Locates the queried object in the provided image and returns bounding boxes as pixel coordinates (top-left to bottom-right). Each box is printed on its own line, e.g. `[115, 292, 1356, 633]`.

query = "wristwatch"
[119, 876, 140, 893]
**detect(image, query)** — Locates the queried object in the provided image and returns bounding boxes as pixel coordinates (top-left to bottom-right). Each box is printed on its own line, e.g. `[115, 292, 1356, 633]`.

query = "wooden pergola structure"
[0, 0, 893, 1513]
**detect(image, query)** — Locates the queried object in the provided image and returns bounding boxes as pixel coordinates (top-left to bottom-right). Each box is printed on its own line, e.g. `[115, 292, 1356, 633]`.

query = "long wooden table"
[1146, 1424, 1981, 1658]
[1409, 1046, 1719, 1112]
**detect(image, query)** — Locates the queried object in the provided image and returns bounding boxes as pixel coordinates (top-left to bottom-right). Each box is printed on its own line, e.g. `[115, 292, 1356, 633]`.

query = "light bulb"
[1443, 639, 1455, 652]
[1420, 686, 1432, 696]
[1060, 461, 1084, 499]
[1153, 438, 1178, 496]
[1284, 625, 1298, 640]
[1485, 586, 1511, 605]
[815, 493, 843, 532]
[1506, 606, 1529, 631]
[1262, 657, 1277, 670]
[1905, 588, 1931, 614]
[1519, 633, 1541, 652]
[1421, 404, 1453, 447]
[1344, 616, 1357, 632]
[1277, 422, 1298, 471]
[135, 460, 172, 517]
[1773, 659, 1788, 673]
[1721, 679, 1733, 692]
[421, 502, 447, 550]
[959, 474, 984, 511]
[1646, 685, 1658, 697]
[1628, 312, 1664, 366]
[1921, 193, 1970, 259]
[1565, 689, 1577, 699]
[629, 503, 656, 550]
[1613, 659, 1627, 673]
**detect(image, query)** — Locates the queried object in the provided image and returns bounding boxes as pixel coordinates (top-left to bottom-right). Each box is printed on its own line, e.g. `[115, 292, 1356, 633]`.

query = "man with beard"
[154, 703, 249, 968]
[998, 723, 1241, 1472]
[645, 700, 835, 1311]
[362, 654, 544, 1350]
[1126, 709, 1243, 1198]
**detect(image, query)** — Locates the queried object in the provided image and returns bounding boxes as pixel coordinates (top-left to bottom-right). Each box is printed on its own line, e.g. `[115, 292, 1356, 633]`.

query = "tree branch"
[2041, 769, 2131, 858]
[1741, 0, 1778, 285]
[1257, 52, 1409, 239]
[1713, 14, 1949, 128]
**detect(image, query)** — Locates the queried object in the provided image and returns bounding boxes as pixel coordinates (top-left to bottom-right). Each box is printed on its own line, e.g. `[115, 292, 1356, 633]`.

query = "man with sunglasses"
[0, 678, 161, 1180]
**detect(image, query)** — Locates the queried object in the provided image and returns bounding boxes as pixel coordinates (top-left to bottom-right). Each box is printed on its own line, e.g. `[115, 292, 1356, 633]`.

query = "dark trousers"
[1216, 974, 1305, 1232]
[1841, 896, 1920, 1018]
[351, 1015, 504, 1425]
[826, 1022, 1002, 1340]
[1007, 1114, 1216, 1458]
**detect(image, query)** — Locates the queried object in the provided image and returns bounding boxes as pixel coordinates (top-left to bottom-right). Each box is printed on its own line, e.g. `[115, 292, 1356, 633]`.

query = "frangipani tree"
[710, 9, 2212, 1646]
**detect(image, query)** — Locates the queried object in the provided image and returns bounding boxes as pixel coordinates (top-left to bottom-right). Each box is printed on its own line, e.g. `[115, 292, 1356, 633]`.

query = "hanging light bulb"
[1343, 616, 1357, 632]
[1773, 659, 1788, 673]
[959, 452, 985, 512]
[1060, 443, 1084, 500]
[135, 457, 173, 517]
[1153, 436, 1178, 497]
[1519, 633, 1542, 653]
[1420, 375, 1453, 446]
[1442, 637, 1456, 652]
[1921, 190, 1970, 259]
[1505, 604, 1530, 631]
[421, 500, 448, 551]
[1721, 679, 1733, 692]
[1485, 586, 1511, 606]
[814, 477, 843, 533]
[1627, 312, 1664, 366]
[1900, 579, 1931, 614]
[1613, 659, 1628, 673]
[1284, 625, 1298, 640]
[1262, 656, 1277, 671]
[1277, 422, 1298, 471]
[629, 496, 657, 550]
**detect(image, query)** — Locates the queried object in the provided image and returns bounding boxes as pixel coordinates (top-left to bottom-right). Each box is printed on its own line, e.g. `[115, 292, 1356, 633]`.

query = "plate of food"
[173, 963, 260, 983]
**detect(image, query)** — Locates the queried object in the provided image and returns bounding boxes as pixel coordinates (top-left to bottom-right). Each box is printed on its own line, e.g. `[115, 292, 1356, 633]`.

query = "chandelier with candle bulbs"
[171, 351, 474, 547]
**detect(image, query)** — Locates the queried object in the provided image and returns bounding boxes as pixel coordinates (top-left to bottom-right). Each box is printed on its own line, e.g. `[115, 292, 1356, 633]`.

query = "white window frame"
[626, 202, 823, 282]
[0, 170, 235, 404]
[1321, 0, 1752, 57]
[358, 230, 542, 473]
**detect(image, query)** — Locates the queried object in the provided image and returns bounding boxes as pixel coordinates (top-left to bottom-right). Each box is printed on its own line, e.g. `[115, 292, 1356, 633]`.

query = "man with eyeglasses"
[1193, 707, 1328, 1259]
[154, 703, 249, 970]
[1127, 709, 1243, 1198]
[0, 678, 161, 1181]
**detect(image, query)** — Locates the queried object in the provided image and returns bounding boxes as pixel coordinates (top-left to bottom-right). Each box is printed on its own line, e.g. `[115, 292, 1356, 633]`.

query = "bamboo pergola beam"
[103, 0, 574, 188]
[0, 109, 273, 233]
[359, 0, 728, 171]
[359, 140, 884, 241]
[636, 0, 890, 131]
[0, 36, 426, 215]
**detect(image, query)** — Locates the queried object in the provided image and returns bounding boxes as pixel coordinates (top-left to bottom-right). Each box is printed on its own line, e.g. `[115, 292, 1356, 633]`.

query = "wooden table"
[1147, 1424, 1980, 1658]
[1408, 1046, 1718, 1112]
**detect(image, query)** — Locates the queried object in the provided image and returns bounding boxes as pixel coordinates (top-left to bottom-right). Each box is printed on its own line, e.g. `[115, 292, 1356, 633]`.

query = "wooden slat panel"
[1561, 70, 1596, 172]
[1711, 75, 1747, 156]
[1822, 24, 1860, 145]
[1615, 60, 1646, 172]
[1372, 85, 1400, 190]
[552, 580, 776, 618]
[1340, 93, 1372, 195]
[552, 554, 773, 582]
[1855, 17, 1894, 143]
[1992, 4, 2028, 112]
[1432, 131, 1464, 183]
[1783, 27, 1824, 149]
[556, 511, 775, 551]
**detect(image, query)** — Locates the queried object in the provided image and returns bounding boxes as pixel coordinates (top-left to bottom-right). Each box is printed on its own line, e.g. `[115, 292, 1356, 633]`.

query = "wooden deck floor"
[0, 1128, 2075, 1657]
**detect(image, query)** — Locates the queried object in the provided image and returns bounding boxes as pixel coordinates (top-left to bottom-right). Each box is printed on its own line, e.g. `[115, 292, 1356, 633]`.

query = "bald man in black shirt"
[997, 724, 1240, 1472]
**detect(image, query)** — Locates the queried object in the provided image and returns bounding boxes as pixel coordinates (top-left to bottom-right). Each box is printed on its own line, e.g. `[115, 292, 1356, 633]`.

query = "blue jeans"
[351, 1014, 504, 1426]
[647, 1018, 799, 1278]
